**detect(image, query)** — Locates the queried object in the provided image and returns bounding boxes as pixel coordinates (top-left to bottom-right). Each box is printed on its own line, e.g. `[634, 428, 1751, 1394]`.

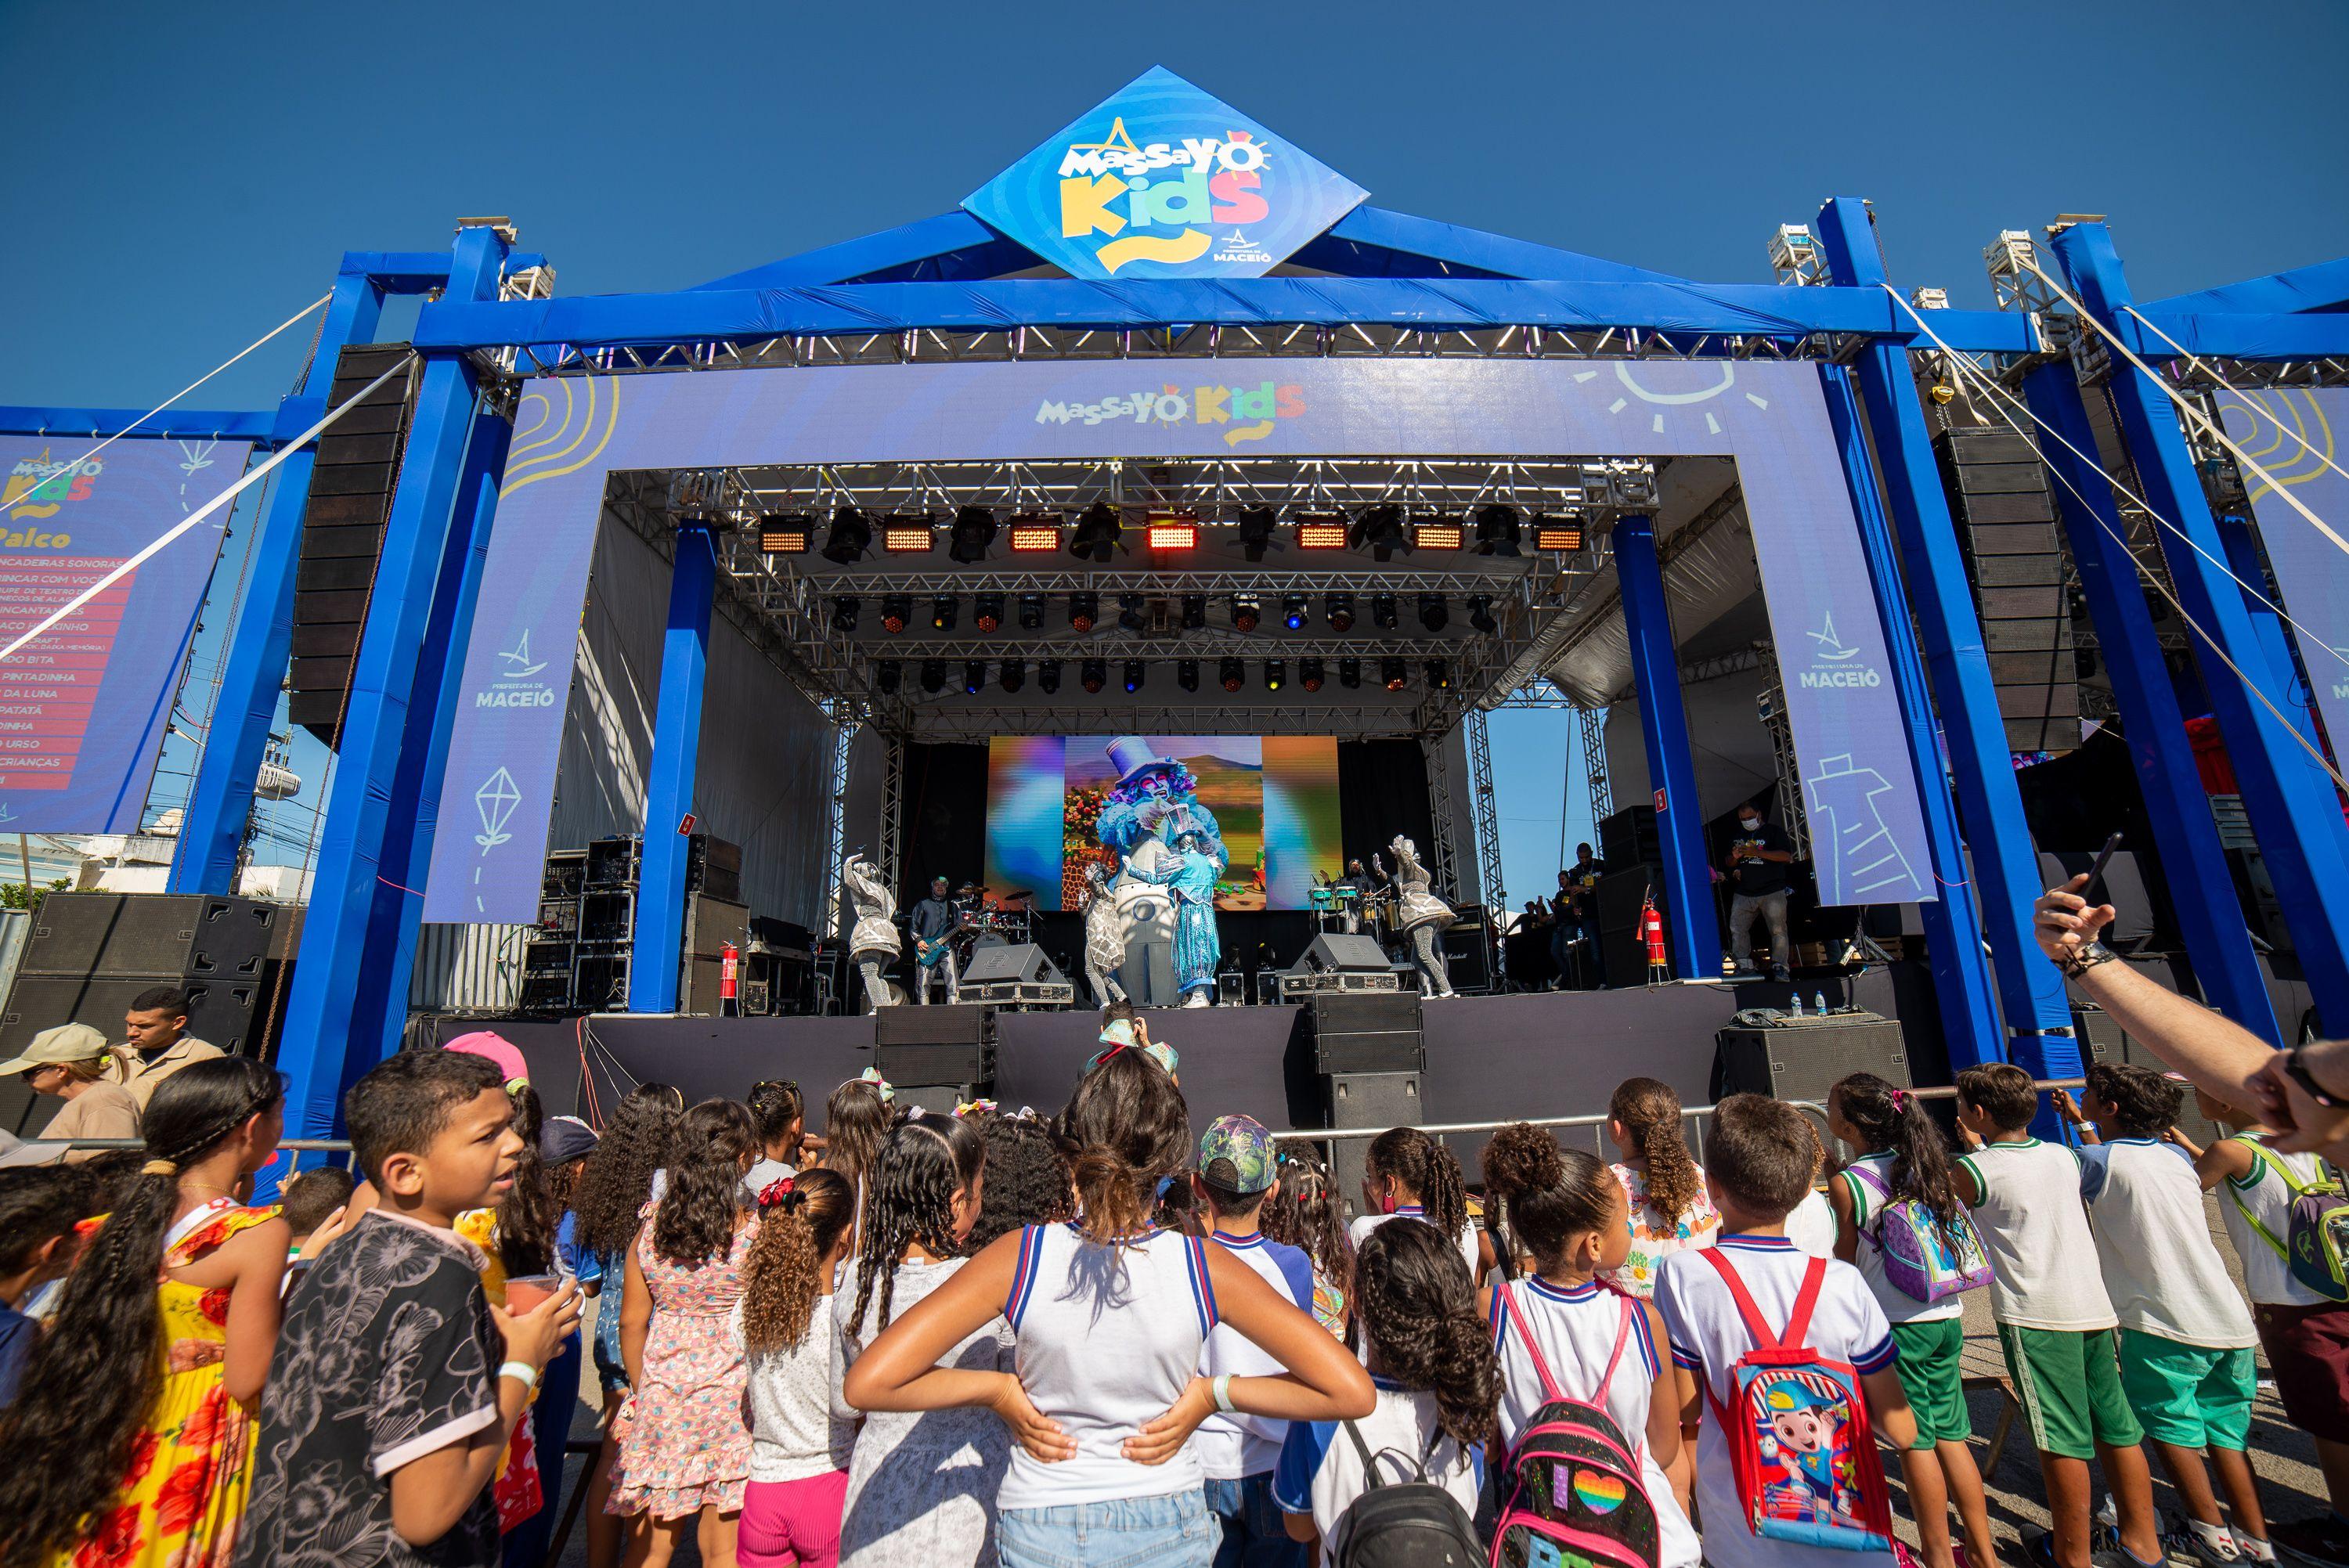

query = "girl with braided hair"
[0, 1056, 288, 1568]
[735, 1168, 858, 1568]
[1348, 1125, 1478, 1280]
[1477, 1124, 1700, 1565]
[1604, 1076, 1719, 1298]
[832, 1111, 1005, 1568]
[1272, 1217, 1492, 1551]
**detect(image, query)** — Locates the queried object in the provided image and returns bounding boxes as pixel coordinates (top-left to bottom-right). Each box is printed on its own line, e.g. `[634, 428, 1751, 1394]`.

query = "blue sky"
[3, 0, 2344, 898]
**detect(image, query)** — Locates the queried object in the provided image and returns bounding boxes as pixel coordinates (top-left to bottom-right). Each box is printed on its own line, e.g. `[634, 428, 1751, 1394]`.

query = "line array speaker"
[1936, 427, 2079, 752]
[1308, 991, 1423, 1074]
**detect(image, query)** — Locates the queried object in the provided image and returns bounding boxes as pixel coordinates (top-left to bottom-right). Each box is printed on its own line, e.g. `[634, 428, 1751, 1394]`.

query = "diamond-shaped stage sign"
[962, 65, 1369, 281]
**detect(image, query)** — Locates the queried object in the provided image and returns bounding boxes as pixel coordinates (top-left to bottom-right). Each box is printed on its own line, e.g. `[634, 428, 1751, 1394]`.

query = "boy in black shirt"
[239, 1051, 579, 1567]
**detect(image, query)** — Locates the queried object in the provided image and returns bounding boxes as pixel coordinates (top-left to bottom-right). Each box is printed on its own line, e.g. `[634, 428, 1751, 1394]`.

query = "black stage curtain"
[1337, 739, 1433, 875]
[898, 742, 990, 906]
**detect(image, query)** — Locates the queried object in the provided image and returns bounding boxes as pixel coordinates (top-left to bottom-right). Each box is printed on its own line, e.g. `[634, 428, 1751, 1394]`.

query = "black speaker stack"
[1308, 990, 1426, 1221]
[521, 836, 745, 1014]
[1710, 1012, 1909, 1105]
[1596, 866, 1661, 982]
[875, 1004, 994, 1112]
[1935, 427, 2080, 753]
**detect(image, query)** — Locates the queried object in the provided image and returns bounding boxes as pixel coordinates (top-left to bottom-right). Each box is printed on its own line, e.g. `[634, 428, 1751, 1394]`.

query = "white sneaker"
[1182, 992, 1211, 1008]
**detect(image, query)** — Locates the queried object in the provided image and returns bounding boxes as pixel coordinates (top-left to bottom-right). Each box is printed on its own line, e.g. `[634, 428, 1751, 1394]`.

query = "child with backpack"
[2056, 1065, 2268, 1567]
[1273, 1219, 1493, 1566]
[1654, 1094, 1917, 1568]
[1478, 1122, 1698, 1568]
[2184, 1086, 2349, 1566]
[1954, 1062, 2163, 1568]
[1349, 1126, 1479, 1278]
[1827, 1072, 1997, 1568]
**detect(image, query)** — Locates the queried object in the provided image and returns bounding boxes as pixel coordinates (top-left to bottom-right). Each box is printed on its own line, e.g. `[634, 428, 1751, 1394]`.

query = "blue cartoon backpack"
[1843, 1161, 1993, 1304]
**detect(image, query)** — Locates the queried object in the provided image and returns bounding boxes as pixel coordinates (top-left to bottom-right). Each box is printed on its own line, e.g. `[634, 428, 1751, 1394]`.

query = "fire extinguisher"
[720, 940, 740, 1017]
[1640, 896, 1667, 977]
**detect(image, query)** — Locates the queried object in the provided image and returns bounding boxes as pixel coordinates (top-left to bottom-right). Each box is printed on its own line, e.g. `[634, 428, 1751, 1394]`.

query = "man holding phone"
[1724, 802, 1797, 980]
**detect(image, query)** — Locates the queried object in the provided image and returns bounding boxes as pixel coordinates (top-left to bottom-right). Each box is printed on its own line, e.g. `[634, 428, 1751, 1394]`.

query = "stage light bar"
[1071, 500, 1121, 563]
[760, 513, 813, 553]
[1219, 658, 1245, 694]
[1016, 593, 1045, 630]
[1281, 593, 1309, 632]
[1382, 657, 1408, 691]
[875, 660, 901, 695]
[1324, 592, 1355, 632]
[1294, 517, 1349, 550]
[883, 519, 935, 553]
[1263, 658, 1286, 693]
[821, 506, 871, 564]
[1413, 520, 1463, 550]
[931, 595, 958, 632]
[1008, 514, 1063, 553]
[1426, 658, 1452, 690]
[1081, 658, 1106, 694]
[1236, 506, 1278, 562]
[1069, 592, 1098, 633]
[948, 506, 997, 564]
[830, 596, 859, 633]
[1037, 659, 1062, 695]
[1177, 658, 1200, 693]
[1145, 511, 1199, 551]
[1418, 593, 1449, 633]
[973, 592, 1005, 633]
[1230, 593, 1261, 633]
[999, 658, 1026, 694]
[962, 660, 986, 695]
[1467, 594, 1498, 635]
[1535, 517, 1585, 552]
[1370, 593, 1398, 631]
[1301, 657, 1326, 693]
[1122, 659, 1146, 694]
[880, 593, 911, 634]
[919, 659, 947, 694]
[1337, 657, 1363, 690]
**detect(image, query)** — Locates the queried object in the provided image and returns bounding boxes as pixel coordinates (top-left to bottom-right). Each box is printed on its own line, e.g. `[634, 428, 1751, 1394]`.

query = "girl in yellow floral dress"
[0, 1057, 289, 1568]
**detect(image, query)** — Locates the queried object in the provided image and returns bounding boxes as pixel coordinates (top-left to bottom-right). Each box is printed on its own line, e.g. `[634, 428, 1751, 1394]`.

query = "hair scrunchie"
[140, 1159, 178, 1177]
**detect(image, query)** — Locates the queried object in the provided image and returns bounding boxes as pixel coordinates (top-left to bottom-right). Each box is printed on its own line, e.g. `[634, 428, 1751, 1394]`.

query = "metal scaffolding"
[1467, 708, 1504, 917]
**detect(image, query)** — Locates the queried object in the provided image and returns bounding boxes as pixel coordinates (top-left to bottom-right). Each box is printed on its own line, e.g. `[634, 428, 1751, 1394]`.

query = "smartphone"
[2083, 831, 2123, 907]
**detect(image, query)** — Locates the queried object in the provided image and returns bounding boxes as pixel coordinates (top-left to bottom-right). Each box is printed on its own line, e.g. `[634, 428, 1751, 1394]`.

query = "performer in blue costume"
[1131, 827, 1223, 1006]
[1094, 736, 1225, 873]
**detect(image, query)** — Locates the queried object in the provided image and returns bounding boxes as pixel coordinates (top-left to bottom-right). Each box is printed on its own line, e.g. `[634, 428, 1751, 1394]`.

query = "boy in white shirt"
[1956, 1062, 2163, 1568]
[1655, 1094, 1916, 1568]
[2058, 1064, 2268, 1567]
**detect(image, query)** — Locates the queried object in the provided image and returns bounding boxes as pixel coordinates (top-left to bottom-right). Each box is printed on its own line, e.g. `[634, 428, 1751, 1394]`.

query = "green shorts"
[2117, 1329, 2256, 1451]
[1997, 1323, 2144, 1461]
[1889, 1317, 1972, 1447]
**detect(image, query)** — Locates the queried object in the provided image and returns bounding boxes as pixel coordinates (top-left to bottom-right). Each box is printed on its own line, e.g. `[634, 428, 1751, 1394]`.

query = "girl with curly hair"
[1348, 1126, 1477, 1279]
[0, 1056, 288, 1568]
[734, 1168, 857, 1568]
[1271, 1217, 1493, 1555]
[608, 1098, 760, 1568]
[842, 1051, 1371, 1568]
[1478, 1123, 1698, 1563]
[965, 1112, 1073, 1253]
[1261, 1147, 1351, 1339]
[1603, 1076, 1719, 1297]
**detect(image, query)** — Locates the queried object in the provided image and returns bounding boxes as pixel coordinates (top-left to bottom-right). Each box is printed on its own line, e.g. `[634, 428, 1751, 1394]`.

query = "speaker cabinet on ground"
[1328, 1071, 1422, 1224]
[1711, 1017, 1909, 1105]
[875, 1004, 992, 1088]
[1308, 992, 1424, 1074]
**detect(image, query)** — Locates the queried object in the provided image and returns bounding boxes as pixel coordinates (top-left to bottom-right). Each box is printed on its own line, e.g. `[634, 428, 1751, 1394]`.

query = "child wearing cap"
[1195, 1115, 1316, 1568]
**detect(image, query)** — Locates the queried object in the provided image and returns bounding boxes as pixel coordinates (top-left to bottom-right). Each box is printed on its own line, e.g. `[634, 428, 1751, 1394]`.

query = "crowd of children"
[0, 1003, 2343, 1568]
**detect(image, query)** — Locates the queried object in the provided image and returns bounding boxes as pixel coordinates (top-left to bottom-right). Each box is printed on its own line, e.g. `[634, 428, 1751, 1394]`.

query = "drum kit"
[943, 883, 1035, 954]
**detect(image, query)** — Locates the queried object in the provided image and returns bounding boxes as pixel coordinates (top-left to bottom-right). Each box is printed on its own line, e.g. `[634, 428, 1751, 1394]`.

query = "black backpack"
[1328, 1418, 1485, 1568]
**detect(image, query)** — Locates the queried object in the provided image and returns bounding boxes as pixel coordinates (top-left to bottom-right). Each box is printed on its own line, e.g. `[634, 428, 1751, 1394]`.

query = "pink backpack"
[1489, 1283, 1663, 1568]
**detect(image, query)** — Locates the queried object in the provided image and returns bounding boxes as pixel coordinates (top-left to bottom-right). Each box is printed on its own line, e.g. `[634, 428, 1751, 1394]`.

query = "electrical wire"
[1885, 289, 2349, 795]
[2120, 305, 2349, 488]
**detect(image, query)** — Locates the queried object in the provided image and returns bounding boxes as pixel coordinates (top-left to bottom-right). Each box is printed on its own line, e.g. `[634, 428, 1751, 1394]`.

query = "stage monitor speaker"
[1327, 1071, 1423, 1224]
[960, 944, 1066, 986]
[20, 893, 278, 982]
[2075, 1004, 2221, 1148]
[1309, 992, 1423, 1074]
[1296, 934, 1391, 974]
[1711, 1018, 1908, 1105]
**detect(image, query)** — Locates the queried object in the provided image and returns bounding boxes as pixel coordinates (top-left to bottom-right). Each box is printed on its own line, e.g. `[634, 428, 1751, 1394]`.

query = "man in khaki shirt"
[0, 1022, 141, 1162]
[104, 986, 223, 1112]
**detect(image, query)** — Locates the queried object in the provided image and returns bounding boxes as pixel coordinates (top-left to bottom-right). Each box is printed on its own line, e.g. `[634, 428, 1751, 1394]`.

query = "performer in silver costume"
[1384, 834, 1458, 999]
[841, 853, 903, 1011]
[1078, 861, 1128, 1007]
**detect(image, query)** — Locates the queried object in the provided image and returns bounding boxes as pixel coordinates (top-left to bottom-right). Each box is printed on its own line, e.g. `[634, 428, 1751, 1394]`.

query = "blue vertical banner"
[2218, 387, 2349, 750]
[0, 437, 247, 831]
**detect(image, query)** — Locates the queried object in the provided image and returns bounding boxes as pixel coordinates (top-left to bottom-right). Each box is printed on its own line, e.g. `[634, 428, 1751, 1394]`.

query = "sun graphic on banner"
[1568, 363, 1770, 437]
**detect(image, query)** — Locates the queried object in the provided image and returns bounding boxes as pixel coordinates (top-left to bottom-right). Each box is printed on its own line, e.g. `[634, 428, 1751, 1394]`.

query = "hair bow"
[857, 1067, 896, 1104]
[1889, 1088, 1907, 1112]
[757, 1176, 799, 1209]
[954, 1098, 998, 1119]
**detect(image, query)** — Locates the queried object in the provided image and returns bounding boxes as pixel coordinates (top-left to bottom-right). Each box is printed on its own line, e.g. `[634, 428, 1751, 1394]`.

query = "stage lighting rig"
[1281, 593, 1309, 631]
[880, 593, 911, 634]
[1236, 506, 1279, 562]
[1178, 658, 1200, 692]
[920, 659, 948, 694]
[1009, 513, 1063, 553]
[1300, 657, 1326, 692]
[1146, 510, 1199, 551]
[1351, 503, 1412, 561]
[1264, 658, 1286, 693]
[1413, 518, 1463, 550]
[875, 660, 901, 694]
[1474, 503, 1522, 557]
[1069, 592, 1099, 633]
[1117, 593, 1146, 633]
[963, 661, 986, 695]
[1382, 658, 1408, 691]
[1123, 660, 1146, 694]
[1081, 658, 1107, 694]
[1532, 517, 1586, 552]
[1337, 657, 1363, 690]
[1230, 593, 1261, 633]
[1370, 593, 1398, 630]
[1071, 501, 1121, 563]
[1016, 593, 1045, 630]
[1295, 514, 1348, 550]
[1426, 659, 1452, 690]
[760, 513, 812, 554]
[1180, 593, 1207, 631]
[830, 596, 860, 632]
[1324, 592, 1355, 632]
[1418, 593, 1448, 633]
[930, 595, 958, 632]
[1037, 659, 1063, 694]
[883, 516, 935, 554]
[973, 592, 1005, 633]
[1219, 658, 1245, 694]
[999, 658, 1026, 693]
[821, 506, 871, 564]
[948, 506, 998, 564]
[1467, 594, 1498, 635]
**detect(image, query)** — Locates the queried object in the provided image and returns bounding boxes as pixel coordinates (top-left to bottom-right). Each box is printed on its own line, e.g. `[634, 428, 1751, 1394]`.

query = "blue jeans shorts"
[999, 1489, 1218, 1568]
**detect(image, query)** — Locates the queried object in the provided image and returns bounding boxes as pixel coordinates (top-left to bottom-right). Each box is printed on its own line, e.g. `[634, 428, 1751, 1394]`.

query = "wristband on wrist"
[498, 1360, 539, 1394]
[2284, 1045, 2348, 1110]
[2056, 940, 2119, 979]
[1211, 1374, 1236, 1413]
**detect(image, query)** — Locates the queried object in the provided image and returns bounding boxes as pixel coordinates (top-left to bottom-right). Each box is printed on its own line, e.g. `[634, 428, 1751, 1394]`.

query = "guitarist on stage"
[908, 875, 963, 1004]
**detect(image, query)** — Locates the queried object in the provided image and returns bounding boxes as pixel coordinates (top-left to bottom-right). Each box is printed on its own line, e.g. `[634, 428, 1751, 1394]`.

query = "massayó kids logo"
[1036, 380, 1306, 447]
[963, 67, 1367, 282]
[0, 448, 99, 541]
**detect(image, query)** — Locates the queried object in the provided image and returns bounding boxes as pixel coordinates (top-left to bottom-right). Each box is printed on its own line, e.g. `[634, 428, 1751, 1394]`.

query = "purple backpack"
[1846, 1162, 1991, 1304]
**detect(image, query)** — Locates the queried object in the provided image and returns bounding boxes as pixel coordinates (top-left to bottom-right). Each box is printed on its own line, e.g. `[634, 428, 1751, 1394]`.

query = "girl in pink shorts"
[734, 1166, 860, 1568]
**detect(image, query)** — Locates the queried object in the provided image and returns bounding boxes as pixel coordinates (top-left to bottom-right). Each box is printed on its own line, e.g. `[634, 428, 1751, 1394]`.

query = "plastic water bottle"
[1815, 990, 1830, 1016]
[1788, 993, 1804, 1018]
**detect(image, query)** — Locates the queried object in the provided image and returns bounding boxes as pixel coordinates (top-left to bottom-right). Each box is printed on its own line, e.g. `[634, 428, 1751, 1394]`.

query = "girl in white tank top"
[840, 1049, 1373, 1568]
[1476, 1123, 1698, 1564]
